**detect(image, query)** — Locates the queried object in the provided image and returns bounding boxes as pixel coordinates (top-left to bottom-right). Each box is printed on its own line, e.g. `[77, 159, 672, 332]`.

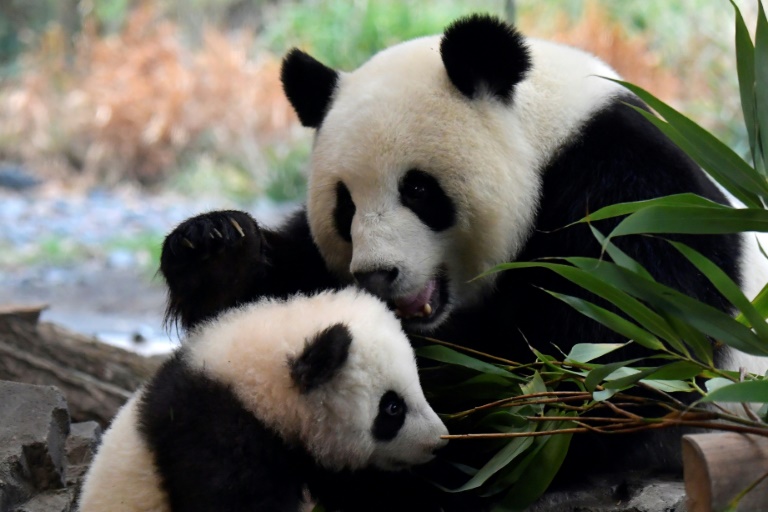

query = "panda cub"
[77, 288, 448, 512]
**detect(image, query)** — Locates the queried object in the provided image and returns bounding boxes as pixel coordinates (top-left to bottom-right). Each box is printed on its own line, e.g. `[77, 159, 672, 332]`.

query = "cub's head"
[187, 289, 448, 471]
[282, 14, 621, 332]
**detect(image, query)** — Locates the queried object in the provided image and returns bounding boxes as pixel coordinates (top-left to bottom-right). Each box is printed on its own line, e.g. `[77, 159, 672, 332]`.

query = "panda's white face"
[186, 289, 448, 472]
[299, 25, 622, 332]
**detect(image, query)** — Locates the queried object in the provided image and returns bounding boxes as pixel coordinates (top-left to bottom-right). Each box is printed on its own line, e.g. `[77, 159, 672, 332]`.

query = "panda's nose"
[353, 268, 399, 299]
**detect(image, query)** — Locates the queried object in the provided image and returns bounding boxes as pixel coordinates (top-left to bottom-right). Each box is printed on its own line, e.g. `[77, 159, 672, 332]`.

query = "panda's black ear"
[289, 323, 352, 393]
[281, 48, 339, 128]
[440, 14, 531, 103]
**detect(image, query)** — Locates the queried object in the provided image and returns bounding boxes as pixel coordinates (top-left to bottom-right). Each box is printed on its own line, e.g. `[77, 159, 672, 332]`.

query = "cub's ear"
[281, 48, 339, 128]
[289, 323, 352, 393]
[440, 14, 531, 103]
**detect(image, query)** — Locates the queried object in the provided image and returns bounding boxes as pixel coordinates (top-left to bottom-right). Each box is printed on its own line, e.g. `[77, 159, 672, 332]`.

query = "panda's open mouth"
[392, 273, 447, 328]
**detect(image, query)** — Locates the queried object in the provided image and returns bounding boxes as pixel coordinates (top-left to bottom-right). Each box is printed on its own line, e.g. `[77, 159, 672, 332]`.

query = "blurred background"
[0, 0, 759, 354]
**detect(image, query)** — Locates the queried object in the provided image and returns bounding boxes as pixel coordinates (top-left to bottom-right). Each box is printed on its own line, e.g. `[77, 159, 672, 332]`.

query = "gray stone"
[528, 472, 687, 512]
[15, 488, 75, 512]
[64, 421, 102, 497]
[0, 381, 71, 510]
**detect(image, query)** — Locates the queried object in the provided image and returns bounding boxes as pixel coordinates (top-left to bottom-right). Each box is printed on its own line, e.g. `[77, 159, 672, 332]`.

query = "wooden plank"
[683, 432, 768, 511]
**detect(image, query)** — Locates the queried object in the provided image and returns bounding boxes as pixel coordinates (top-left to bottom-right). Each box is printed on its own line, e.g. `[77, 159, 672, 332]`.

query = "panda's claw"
[229, 218, 246, 238]
[182, 238, 195, 249]
[212, 228, 223, 238]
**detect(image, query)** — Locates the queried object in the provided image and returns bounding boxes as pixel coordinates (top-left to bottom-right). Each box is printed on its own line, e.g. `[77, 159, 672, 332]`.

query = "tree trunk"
[0, 305, 161, 426]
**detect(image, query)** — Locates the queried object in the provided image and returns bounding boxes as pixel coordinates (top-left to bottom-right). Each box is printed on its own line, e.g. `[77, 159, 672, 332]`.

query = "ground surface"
[0, 178, 296, 355]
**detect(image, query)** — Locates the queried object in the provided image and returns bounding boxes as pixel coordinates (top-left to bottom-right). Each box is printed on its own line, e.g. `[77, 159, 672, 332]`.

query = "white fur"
[79, 289, 447, 511]
[187, 288, 447, 471]
[308, 35, 624, 322]
[78, 395, 169, 512]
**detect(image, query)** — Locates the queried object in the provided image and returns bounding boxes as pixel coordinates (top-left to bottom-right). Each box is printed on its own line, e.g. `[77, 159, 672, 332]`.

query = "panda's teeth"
[423, 303, 433, 316]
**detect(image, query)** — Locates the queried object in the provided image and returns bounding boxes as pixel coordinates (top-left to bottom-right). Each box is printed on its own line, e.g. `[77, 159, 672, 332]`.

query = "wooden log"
[0, 304, 162, 426]
[683, 432, 768, 512]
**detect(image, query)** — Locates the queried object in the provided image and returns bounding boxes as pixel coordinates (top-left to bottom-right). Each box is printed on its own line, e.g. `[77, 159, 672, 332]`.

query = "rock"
[0, 381, 70, 510]
[0, 382, 104, 512]
[528, 472, 686, 512]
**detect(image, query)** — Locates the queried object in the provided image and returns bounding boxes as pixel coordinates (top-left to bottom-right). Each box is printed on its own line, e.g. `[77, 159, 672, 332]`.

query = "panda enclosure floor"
[0, 180, 298, 356]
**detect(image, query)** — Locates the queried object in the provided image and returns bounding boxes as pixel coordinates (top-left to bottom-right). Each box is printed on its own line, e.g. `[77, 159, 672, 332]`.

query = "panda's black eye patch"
[333, 181, 355, 242]
[399, 170, 456, 232]
[372, 390, 407, 441]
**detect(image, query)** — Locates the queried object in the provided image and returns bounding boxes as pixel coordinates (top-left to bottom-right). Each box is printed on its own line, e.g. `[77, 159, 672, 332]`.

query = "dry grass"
[520, 1, 682, 103]
[0, 4, 295, 186]
[0, 2, 694, 188]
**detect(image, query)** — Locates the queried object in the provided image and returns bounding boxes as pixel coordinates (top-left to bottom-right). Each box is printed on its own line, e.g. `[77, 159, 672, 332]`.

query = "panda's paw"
[161, 210, 262, 271]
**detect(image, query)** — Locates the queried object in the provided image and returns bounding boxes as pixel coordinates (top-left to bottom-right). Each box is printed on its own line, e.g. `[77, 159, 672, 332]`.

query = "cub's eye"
[373, 390, 407, 441]
[384, 399, 403, 417]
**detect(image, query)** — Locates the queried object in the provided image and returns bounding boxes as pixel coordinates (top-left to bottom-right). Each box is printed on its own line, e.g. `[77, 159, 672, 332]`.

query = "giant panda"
[159, 12, 768, 510]
[77, 288, 449, 512]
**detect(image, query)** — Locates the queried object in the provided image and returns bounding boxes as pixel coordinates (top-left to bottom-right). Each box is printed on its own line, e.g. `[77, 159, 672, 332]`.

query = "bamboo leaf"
[731, 0, 759, 168]
[612, 78, 768, 204]
[578, 193, 725, 225]
[699, 379, 768, 403]
[641, 379, 694, 393]
[492, 421, 574, 511]
[667, 240, 768, 340]
[565, 342, 628, 364]
[488, 261, 676, 351]
[416, 345, 519, 378]
[628, 106, 765, 207]
[585, 358, 645, 392]
[544, 290, 665, 352]
[589, 224, 654, 280]
[755, 0, 768, 170]
[645, 361, 702, 380]
[440, 435, 534, 493]
[567, 257, 768, 357]
[610, 205, 768, 238]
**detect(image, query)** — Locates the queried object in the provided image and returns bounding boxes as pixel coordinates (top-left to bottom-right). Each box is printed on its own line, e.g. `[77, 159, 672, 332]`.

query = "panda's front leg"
[160, 209, 268, 331]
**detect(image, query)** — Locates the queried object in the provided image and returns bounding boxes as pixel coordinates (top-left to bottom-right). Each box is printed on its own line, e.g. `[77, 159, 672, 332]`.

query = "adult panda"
[77, 288, 448, 512]
[160, 12, 768, 507]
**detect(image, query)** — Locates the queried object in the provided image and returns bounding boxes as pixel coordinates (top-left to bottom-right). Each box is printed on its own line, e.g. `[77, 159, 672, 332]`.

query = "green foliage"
[419, 2, 768, 509]
[260, 0, 508, 70]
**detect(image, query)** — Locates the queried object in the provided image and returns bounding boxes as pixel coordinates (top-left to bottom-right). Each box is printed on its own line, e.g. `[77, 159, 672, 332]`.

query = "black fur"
[334, 181, 355, 242]
[372, 390, 407, 441]
[289, 323, 352, 393]
[138, 352, 319, 512]
[160, 209, 337, 330]
[399, 169, 456, 232]
[440, 14, 531, 103]
[281, 48, 339, 128]
[158, 29, 743, 512]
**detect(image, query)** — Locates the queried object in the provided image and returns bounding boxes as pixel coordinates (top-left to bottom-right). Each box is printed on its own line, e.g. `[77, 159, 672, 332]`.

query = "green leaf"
[488, 261, 674, 351]
[612, 78, 768, 206]
[578, 193, 725, 225]
[589, 224, 654, 280]
[641, 379, 695, 393]
[567, 257, 768, 357]
[604, 366, 660, 390]
[755, 0, 768, 171]
[610, 205, 768, 238]
[731, 0, 759, 168]
[416, 345, 519, 379]
[441, 436, 535, 493]
[492, 422, 574, 511]
[593, 388, 619, 401]
[585, 358, 645, 392]
[565, 342, 628, 364]
[544, 290, 666, 352]
[700, 380, 768, 403]
[667, 240, 768, 340]
[645, 361, 702, 381]
[706, 376, 738, 393]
